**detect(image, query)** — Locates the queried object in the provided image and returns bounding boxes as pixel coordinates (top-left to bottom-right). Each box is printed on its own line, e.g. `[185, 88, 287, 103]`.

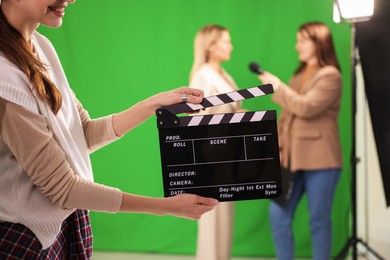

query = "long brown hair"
[0, 8, 62, 114]
[294, 21, 341, 75]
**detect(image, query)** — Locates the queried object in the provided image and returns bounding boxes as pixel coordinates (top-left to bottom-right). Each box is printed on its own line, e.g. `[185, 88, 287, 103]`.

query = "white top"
[189, 64, 241, 114]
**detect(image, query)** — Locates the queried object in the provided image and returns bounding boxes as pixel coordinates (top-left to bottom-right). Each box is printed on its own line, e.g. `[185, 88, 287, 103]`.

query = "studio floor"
[93, 252, 294, 260]
[93, 251, 376, 260]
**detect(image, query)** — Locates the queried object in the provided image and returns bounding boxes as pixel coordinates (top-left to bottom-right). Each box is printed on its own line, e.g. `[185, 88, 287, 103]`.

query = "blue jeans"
[269, 168, 341, 260]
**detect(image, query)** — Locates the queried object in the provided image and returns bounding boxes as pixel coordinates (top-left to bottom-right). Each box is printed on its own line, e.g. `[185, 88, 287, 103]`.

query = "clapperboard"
[156, 84, 282, 202]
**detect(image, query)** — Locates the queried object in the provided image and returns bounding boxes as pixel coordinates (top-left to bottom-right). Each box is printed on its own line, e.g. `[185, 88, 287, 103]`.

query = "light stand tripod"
[334, 22, 384, 260]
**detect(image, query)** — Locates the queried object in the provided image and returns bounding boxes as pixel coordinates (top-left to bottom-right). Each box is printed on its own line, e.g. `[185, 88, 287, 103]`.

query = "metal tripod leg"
[334, 238, 385, 260]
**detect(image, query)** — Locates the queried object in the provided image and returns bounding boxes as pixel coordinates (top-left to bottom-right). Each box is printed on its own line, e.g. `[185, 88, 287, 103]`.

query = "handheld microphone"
[249, 62, 264, 75]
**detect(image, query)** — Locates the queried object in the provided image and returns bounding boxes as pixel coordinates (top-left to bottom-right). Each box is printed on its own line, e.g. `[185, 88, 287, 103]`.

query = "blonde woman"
[189, 24, 242, 260]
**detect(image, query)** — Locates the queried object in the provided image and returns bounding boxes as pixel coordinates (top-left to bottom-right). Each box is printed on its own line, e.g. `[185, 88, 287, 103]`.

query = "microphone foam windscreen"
[249, 62, 263, 74]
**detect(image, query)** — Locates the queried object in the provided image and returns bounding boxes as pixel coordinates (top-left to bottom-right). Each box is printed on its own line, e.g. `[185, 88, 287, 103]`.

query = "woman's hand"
[113, 87, 204, 136]
[258, 71, 282, 92]
[149, 86, 204, 109]
[163, 194, 218, 220]
[120, 192, 218, 220]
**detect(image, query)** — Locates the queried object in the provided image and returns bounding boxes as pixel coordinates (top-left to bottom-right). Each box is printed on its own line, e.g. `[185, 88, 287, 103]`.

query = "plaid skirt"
[0, 209, 92, 260]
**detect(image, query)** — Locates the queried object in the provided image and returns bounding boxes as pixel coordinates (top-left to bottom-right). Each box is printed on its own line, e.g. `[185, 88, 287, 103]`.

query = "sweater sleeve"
[272, 67, 342, 119]
[73, 96, 122, 153]
[0, 97, 122, 212]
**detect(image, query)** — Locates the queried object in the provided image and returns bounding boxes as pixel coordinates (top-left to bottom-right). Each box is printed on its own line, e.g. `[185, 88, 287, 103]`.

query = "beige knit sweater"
[0, 31, 122, 249]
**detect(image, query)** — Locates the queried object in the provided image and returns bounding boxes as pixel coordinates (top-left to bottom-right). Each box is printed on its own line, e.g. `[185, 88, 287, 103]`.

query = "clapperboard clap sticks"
[156, 84, 282, 202]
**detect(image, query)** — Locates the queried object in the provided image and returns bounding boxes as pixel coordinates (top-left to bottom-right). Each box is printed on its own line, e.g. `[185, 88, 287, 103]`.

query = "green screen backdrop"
[38, 0, 352, 257]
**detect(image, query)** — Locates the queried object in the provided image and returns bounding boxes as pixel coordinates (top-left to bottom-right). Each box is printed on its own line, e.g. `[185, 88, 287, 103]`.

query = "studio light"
[333, 0, 374, 23]
[332, 0, 385, 259]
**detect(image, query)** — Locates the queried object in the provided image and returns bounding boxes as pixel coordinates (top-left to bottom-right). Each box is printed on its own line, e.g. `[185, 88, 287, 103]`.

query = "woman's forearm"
[112, 98, 155, 137]
[112, 87, 204, 137]
[119, 192, 218, 220]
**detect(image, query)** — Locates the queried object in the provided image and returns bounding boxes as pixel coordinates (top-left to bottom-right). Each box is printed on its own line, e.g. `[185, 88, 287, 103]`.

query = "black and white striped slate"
[156, 84, 274, 116]
[172, 110, 276, 127]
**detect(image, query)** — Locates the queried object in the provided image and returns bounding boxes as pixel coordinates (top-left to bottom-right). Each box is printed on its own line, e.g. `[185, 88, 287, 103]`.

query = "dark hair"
[294, 21, 341, 75]
[0, 8, 62, 114]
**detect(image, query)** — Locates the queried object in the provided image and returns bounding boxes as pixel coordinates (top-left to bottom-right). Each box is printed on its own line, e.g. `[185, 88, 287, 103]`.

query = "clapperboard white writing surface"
[156, 84, 282, 201]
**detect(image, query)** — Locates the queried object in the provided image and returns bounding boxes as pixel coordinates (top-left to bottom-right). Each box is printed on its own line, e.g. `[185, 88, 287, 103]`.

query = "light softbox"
[356, 0, 390, 207]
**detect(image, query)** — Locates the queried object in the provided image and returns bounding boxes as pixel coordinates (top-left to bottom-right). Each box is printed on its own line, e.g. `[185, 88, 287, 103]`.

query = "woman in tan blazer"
[258, 21, 342, 260]
[189, 24, 242, 260]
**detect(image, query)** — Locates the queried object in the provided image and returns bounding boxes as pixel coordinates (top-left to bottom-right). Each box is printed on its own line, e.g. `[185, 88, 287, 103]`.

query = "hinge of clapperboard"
[156, 84, 274, 127]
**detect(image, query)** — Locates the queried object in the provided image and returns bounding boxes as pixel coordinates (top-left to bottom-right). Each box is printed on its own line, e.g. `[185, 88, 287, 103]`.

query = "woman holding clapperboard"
[0, 0, 218, 258]
[189, 24, 245, 260]
[258, 21, 343, 260]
